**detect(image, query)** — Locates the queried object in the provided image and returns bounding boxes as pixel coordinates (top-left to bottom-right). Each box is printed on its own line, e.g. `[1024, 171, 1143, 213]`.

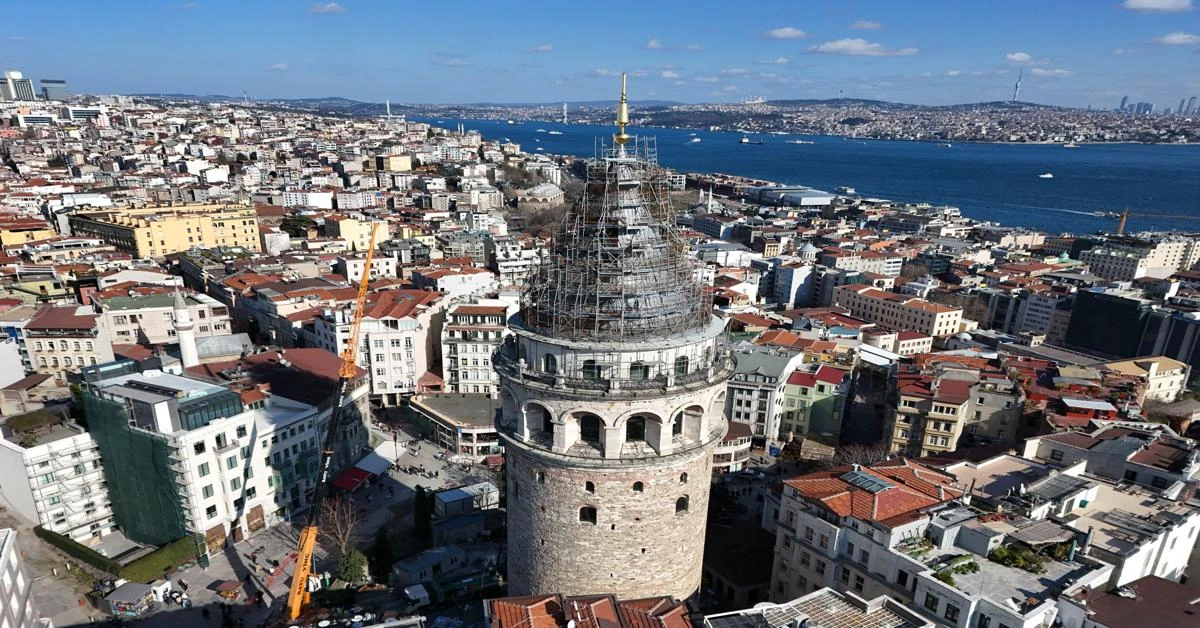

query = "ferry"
[547, 130, 563, 135]
[506, 119, 515, 124]
[739, 136, 763, 145]
[689, 137, 702, 143]
[536, 128, 546, 133]
[1063, 142, 1078, 148]
[1038, 173, 1054, 179]
[835, 186, 857, 195]
[786, 139, 815, 144]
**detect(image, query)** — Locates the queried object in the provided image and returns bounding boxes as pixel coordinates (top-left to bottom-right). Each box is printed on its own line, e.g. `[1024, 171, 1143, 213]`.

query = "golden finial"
[614, 72, 630, 146]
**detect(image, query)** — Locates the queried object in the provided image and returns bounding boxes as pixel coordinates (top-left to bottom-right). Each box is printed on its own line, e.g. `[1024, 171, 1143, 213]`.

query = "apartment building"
[1080, 236, 1200, 282]
[68, 202, 261, 258]
[25, 305, 115, 383]
[441, 300, 512, 396]
[84, 349, 370, 551]
[1101, 356, 1190, 403]
[0, 529, 44, 628]
[779, 365, 848, 438]
[833, 285, 964, 337]
[771, 460, 1111, 628]
[485, 235, 541, 288]
[308, 289, 447, 406]
[889, 364, 1022, 457]
[725, 345, 806, 446]
[0, 218, 57, 248]
[94, 292, 230, 345]
[334, 255, 399, 283]
[324, 215, 387, 252]
[0, 412, 116, 542]
[817, 248, 904, 277]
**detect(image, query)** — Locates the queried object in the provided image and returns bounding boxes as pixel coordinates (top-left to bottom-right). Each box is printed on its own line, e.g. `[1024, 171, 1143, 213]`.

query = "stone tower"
[173, 290, 199, 369]
[495, 74, 732, 600]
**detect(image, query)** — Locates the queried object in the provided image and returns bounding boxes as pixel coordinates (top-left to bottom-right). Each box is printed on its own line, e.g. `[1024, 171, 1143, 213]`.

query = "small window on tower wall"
[536, 471, 545, 484]
[579, 506, 597, 524]
[632, 481, 644, 492]
[585, 481, 595, 493]
[676, 496, 689, 513]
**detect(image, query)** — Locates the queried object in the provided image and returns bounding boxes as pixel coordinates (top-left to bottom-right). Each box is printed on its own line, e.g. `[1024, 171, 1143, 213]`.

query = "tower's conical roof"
[524, 75, 711, 343]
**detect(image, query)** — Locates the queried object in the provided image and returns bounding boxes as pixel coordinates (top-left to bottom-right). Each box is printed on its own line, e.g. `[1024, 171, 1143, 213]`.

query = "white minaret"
[173, 290, 199, 369]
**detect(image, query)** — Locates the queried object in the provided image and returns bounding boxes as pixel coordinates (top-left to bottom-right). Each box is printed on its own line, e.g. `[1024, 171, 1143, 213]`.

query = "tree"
[318, 495, 358, 558]
[412, 486, 433, 542]
[816, 443, 893, 470]
[337, 548, 369, 584]
[280, 215, 317, 238]
[367, 527, 394, 583]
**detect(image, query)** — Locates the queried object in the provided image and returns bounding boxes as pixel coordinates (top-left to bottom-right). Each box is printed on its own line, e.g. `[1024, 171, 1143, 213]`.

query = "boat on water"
[689, 137, 702, 143]
[536, 129, 546, 133]
[1063, 142, 1078, 148]
[836, 186, 857, 195]
[547, 130, 563, 135]
[739, 136, 764, 145]
[506, 120, 515, 124]
[786, 139, 815, 144]
[941, 143, 952, 148]
[1038, 173, 1054, 179]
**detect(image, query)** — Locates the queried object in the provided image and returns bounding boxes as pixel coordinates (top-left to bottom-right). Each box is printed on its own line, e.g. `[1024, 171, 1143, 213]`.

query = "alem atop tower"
[495, 74, 733, 600]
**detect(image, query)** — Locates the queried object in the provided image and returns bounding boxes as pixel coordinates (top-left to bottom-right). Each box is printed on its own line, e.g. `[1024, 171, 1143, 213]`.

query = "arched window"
[626, 416, 646, 442]
[543, 353, 557, 374]
[680, 473, 688, 484]
[676, 496, 689, 513]
[579, 506, 597, 524]
[579, 414, 602, 443]
[539, 407, 554, 435]
[629, 361, 650, 381]
[585, 481, 595, 493]
[672, 413, 684, 436]
[674, 355, 689, 377]
[582, 359, 601, 380]
[633, 481, 644, 493]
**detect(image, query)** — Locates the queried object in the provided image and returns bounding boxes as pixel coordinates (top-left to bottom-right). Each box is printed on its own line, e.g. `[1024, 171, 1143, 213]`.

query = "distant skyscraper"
[1119, 95, 1129, 112]
[1012, 69, 1022, 102]
[1187, 97, 1197, 115]
[1179, 99, 1187, 115]
[39, 79, 68, 101]
[1, 71, 36, 101]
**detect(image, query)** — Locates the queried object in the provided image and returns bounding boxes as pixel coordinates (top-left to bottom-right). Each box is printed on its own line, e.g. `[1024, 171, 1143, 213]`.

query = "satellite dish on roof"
[567, 621, 576, 628]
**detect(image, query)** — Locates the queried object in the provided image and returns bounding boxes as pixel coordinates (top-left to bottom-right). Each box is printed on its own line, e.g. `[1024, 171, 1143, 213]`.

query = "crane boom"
[286, 223, 380, 622]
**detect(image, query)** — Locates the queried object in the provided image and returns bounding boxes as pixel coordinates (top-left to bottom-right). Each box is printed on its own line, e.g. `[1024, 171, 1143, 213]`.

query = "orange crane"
[286, 223, 379, 622]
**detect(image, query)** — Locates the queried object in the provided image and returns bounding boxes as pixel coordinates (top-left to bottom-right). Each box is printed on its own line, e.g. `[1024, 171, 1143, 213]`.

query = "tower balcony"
[494, 339, 735, 401]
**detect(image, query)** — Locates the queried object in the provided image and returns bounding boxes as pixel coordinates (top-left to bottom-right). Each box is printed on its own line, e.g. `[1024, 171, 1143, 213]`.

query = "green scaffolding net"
[84, 392, 189, 547]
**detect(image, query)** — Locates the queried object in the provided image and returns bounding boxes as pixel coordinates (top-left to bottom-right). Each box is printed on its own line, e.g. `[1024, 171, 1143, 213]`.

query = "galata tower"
[495, 73, 733, 600]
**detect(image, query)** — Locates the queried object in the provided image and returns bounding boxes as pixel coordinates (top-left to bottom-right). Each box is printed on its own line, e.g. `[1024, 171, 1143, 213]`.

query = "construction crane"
[286, 222, 379, 622]
[1112, 208, 1200, 236]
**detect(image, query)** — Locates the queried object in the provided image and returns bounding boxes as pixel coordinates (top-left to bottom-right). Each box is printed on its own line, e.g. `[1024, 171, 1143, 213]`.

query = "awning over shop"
[331, 466, 372, 491]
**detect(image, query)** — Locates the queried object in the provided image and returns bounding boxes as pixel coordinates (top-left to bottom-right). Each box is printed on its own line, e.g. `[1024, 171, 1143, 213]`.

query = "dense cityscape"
[0, 49, 1198, 628]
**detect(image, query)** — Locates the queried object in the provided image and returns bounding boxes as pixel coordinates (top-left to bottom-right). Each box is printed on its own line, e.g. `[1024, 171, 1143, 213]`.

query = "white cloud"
[1113, 47, 1136, 55]
[178, 1, 200, 8]
[757, 56, 791, 65]
[1122, 0, 1192, 11]
[1031, 67, 1073, 77]
[526, 44, 553, 53]
[630, 69, 649, 77]
[644, 37, 663, 50]
[809, 38, 918, 56]
[695, 76, 719, 83]
[945, 69, 961, 76]
[267, 63, 289, 71]
[720, 68, 750, 76]
[722, 85, 739, 93]
[591, 68, 616, 77]
[1005, 51, 1032, 63]
[764, 27, 807, 39]
[850, 20, 881, 30]
[684, 44, 703, 51]
[660, 70, 680, 79]
[433, 56, 469, 67]
[308, 2, 344, 14]
[1152, 31, 1200, 44]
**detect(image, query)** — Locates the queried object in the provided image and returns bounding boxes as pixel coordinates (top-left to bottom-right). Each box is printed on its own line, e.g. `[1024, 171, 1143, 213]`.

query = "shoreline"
[416, 116, 1200, 147]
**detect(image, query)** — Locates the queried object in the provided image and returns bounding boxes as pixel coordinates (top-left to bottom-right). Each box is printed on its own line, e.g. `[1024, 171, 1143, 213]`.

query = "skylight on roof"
[841, 469, 894, 494]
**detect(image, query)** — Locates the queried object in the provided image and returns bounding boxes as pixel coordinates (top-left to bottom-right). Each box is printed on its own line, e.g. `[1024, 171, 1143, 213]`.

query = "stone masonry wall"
[505, 441, 715, 600]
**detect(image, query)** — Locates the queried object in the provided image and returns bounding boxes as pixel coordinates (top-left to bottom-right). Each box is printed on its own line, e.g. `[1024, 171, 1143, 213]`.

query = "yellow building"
[363, 155, 412, 172]
[67, 202, 261, 258]
[0, 218, 57, 248]
[324, 215, 387, 252]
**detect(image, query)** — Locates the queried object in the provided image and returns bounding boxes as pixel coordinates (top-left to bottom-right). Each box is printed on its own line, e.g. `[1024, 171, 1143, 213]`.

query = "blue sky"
[4, 0, 1199, 107]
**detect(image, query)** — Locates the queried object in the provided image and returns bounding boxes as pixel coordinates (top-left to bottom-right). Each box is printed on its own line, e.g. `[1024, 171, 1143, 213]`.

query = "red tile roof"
[26, 306, 97, 331]
[783, 459, 961, 526]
